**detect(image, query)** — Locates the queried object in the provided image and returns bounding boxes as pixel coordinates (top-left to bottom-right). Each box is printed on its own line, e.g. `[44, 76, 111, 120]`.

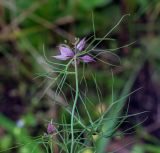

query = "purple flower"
[47, 123, 55, 134]
[53, 38, 95, 63]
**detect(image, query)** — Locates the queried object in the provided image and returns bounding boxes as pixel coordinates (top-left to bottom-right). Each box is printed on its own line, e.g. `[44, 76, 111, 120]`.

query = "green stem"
[50, 137, 53, 153]
[70, 56, 79, 153]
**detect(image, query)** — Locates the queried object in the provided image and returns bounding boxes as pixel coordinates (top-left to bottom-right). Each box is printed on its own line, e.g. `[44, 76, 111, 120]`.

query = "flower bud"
[47, 123, 55, 134]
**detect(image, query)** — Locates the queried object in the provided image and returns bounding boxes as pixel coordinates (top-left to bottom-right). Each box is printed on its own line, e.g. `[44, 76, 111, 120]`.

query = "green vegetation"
[0, 0, 160, 153]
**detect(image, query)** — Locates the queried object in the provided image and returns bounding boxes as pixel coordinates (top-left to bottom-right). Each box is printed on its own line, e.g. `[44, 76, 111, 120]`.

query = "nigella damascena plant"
[53, 38, 95, 64]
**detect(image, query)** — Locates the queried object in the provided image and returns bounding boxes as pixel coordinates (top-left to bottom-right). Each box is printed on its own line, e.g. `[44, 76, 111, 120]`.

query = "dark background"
[0, 0, 160, 153]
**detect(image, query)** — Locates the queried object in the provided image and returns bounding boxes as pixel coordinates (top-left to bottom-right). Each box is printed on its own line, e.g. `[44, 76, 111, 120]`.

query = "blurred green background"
[0, 0, 160, 153]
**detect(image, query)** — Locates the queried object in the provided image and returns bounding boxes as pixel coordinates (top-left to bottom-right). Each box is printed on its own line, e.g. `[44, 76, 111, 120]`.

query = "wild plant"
[39, 14, 146, 153]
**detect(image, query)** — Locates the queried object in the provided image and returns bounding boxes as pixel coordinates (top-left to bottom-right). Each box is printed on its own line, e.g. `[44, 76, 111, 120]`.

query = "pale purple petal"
[53, 55, 71, 60]
[76, 38, 86, 51]
[80, 55, 95, 63]
[59, 46, 74, 57]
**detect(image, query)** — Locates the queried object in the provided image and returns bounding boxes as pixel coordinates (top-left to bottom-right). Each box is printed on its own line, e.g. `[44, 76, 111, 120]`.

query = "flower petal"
[80, 55, 95, 63]
[53, 55, 71, 60]
[59, 46, 74, 57]
[76, 38, 86, 51]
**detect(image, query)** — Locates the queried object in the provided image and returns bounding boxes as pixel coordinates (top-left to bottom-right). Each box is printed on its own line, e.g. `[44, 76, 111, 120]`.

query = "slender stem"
[50, 136, 53, 153]
[70, 56, 79, 153]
